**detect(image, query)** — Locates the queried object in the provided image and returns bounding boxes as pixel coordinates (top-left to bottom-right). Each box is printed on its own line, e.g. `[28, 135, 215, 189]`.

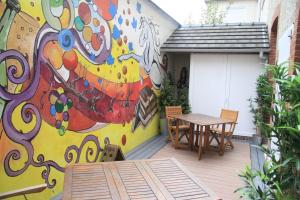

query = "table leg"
[195, 125, 199, 148]
[203, 125, 210, 151]
[219, 123, 225, 156]
[189, 123, 194, 151]
[175, 119, 179, 149]
[198, 125, 203, 160]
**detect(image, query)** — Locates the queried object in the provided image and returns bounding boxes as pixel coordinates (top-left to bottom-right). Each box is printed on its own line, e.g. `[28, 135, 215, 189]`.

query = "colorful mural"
[0, 0, 167, 198]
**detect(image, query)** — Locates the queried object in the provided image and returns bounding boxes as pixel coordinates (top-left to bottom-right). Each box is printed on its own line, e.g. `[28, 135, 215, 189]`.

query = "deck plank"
[151, 141, 250, 200]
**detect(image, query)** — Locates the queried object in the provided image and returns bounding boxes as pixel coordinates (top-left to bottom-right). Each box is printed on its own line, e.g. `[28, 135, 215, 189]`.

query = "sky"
[151, 0, 207, 25]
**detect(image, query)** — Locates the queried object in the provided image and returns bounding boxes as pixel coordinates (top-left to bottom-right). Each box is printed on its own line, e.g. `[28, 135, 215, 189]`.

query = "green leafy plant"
[177, 87, 191, 114]
[158, 75, 177, 117]
[158, 75, 191, 117]
[200, 0, 232, 25]
[249, 71, 273, 138]
[236, 63, 300, 200]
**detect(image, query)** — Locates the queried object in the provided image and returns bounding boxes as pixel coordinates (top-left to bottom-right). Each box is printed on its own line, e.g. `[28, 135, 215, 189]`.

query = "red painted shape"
[92, 0, 118, 21]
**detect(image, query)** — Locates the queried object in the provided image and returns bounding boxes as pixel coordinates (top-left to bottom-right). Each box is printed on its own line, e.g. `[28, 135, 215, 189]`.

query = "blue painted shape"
[89, 53, 95, 61]
[84, 80, 89, 87]
[128, 42, 133, 51]
[58, 29, 75, 51]
[131, 17, 137, 29]
[118, 15, 123, 25]
[136, 2, 141, 13]
[112, 25, 120, 39]
[109, 1, 117, 19]
[107, 54, 114, 65]
[72, 0, 79, 7]
[98, 78, 102, 84]
[50, 105, 56, 116]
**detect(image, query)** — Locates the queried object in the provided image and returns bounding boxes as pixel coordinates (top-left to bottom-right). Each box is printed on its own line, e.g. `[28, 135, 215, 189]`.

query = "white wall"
[216, 0, 258, 23]
[189, 53, 264, 136]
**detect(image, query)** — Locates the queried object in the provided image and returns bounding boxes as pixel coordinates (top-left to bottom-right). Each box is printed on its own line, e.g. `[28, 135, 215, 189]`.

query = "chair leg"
[215, 135, 220, 145]
[169, 131, 175, 146]
[185, 135, 189, 143]
[179, 133, 184, 141]
[226, 137, 234, 149]
[208, 133, 220, 146]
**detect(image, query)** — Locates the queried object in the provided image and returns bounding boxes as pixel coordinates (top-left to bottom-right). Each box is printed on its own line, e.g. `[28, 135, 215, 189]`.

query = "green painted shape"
[0, 10, 14, 87]
[59, 126, 65, 136]
[0, 98, 5, 119]
[0, 65, 7, 87]
[50, 0, 63, 8]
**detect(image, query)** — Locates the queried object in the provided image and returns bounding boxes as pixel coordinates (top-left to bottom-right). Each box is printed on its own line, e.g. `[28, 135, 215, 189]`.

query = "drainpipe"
[259, 49, 268, 64]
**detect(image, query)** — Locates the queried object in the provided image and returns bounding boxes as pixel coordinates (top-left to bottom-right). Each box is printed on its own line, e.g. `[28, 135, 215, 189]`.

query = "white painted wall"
[277, 25, 294, 65]
[256, 0, 270, 22]
[214, 0, 258, 23]
[122, 0, 179, 55]
[189, 53, 264, 136]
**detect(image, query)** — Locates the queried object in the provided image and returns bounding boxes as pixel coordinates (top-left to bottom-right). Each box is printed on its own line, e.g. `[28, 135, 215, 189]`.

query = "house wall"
[209, 0, 258, 23]
[189, 53, 264, 137]
[0, 0, 178, 199]
[259, 0, 300, 64]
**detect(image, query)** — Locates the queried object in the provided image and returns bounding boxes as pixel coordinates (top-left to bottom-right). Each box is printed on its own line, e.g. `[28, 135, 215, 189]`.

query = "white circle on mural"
[150, 64, 162, 89]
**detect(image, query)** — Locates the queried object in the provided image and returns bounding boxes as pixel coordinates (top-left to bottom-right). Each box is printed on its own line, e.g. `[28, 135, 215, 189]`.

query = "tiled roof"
[161, 23, 269, 53]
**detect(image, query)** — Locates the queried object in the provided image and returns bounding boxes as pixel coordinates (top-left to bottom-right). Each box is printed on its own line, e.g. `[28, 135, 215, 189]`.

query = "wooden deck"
[151, 141, 250, 200]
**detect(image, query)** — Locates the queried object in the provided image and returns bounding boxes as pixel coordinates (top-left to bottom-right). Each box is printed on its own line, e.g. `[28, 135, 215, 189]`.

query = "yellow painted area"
[0, 0, 161, 199]
[19, 0, 46, 26]
[0, 0, 46, 26]
[0, 113, 159, 199]
[11, 102, 37, 133]
[77, 23, 141, 83]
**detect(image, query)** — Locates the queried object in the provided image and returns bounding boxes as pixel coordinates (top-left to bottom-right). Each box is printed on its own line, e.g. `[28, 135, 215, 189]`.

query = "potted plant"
[249, 71, 273, 145]
[176, 86, 191, 115]
[237, 63, 300, 199]
[157, 75, 177, 137]
[157, 74, 191, 137]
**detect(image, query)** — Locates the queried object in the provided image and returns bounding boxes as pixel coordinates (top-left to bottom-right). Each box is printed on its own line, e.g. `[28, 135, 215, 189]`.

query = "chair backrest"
[165, 106, 182, 119]
[100, 144, 125, 162]
[220, 109, 239, 133]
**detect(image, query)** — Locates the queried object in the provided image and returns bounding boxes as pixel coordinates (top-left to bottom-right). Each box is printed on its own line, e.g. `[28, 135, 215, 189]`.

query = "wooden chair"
[0, 184, 47, 199]
[209, 109, 239, 150]
[165, 106, 190, 146]
[100, 144, 125, 162]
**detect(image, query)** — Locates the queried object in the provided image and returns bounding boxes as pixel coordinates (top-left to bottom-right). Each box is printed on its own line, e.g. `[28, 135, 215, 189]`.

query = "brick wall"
[290, 1, 300, 65]
[269, 18, 278, 65]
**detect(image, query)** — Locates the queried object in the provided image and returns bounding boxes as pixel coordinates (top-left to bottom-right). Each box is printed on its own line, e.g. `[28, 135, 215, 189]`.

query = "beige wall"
[264, 0, 298, 38]
[258, 0, 300, 63]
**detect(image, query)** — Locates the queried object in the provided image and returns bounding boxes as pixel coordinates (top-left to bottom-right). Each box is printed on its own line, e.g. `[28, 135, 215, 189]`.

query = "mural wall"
[0, 0, 178, 198]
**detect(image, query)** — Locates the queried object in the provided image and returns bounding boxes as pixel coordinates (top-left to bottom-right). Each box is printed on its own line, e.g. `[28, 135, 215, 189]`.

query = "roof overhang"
[160, 48, 270, 54]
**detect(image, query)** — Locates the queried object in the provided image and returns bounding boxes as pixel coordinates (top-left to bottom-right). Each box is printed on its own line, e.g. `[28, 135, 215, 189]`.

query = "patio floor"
[151, 140, 250, 200]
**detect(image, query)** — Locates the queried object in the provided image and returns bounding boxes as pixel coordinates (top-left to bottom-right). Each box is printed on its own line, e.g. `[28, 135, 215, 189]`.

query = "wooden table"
[62, 158, 216, 200]
[172, 114, 234, 159]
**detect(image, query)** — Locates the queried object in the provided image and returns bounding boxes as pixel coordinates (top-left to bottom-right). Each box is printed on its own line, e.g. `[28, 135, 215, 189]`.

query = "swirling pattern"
[0, 0, 124, 190]
[65, 135, 109, 163]
[0, 23, 111, 188]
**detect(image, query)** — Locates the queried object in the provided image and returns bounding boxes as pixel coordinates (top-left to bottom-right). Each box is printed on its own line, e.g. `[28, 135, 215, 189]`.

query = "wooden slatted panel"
[147, 159, 211, 200]
[71, 165, 113, 200]
[63, 158, 216, 200]
[116, 161, 158, 200]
